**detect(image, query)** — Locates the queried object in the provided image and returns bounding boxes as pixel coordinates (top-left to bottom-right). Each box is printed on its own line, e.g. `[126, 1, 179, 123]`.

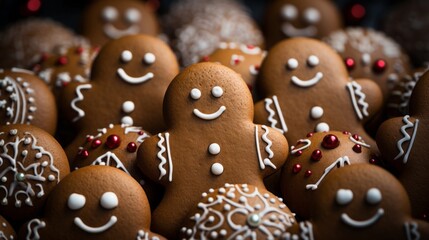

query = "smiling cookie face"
[265, 0, 342, 48]
[81, 0, 159, 47]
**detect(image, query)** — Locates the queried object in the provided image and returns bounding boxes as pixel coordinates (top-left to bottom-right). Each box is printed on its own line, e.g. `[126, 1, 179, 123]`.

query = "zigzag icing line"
[261, 125, 274, 159]
[347, 81, 369, 120]
[404, 221, 420, 240]
[156, 133, 167, 180]
[394, 115, 419, 164]
[71, 84, 92, 122]
[264, 98, 279, 131]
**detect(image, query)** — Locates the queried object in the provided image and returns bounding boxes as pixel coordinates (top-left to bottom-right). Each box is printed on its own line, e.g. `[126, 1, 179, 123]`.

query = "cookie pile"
[0, 0, 428, 239]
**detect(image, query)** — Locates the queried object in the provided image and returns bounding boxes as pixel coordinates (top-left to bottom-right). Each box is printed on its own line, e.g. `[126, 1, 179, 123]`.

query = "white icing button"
[143, 53, 156, 65]
[211, 86, 224, 98]
[125, 8, 141, 23]
[304, 8, 321, 23]
[121, 116, 134, 126]
[287, 58, 299, 70]
[336, 189, 353, 205]
[310, 106, 324, 119]
[190, 88, 201, 100]
[208, 143, 221, 155]
[68, 193, 86, 210]
[281, 4, 298, 20]
[100, 192, 119, 209]
[122, 101, 135, 113]
[121, 50, 133, 62]
[211, 163, 224, 175]
[102, 6, 118, 21]
[307, 55, 320, 67]
[315, 122, 329, 132]
[366, 188, 382, 205]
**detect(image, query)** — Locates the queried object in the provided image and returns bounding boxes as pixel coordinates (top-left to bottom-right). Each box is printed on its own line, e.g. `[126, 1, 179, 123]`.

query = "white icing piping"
[11, 68, 34, 75]
[341, 208, 384, 228]
[249, 65, 259, 76]
[306, 156, 350, 190]
[346, 81, 369, 120]
[348, 135, 370, 148]
[103, 24, 140, 39]
[264, 96, 288, 134]
[193, 106, 226, 120]
[404, 221, 421, 240]
[26, 218, 46, 240]
[74, 216, 117, 233]
[281, 23, 317, 37]
[291, 72, 323, 88]
[156, 133, 167, 181]
[71, 84, 92, 122]
[254, 126, 276, 170]
[290, 139, 312, 155]
[92, 151, 130, 174]
[239, 44, 262, 55]
[394, 115, 419, 164]
[117, 68, 154, 85]
[261, 125, 274, 159]
[165, 133, 173, 182]
[300, 221, 315, 240]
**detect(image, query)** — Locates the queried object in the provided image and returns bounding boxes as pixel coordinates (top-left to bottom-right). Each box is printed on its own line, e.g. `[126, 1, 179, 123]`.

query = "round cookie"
[137, 62, 289, 238]
[60, 34, 179, 135]
[81, 0, 160, 47]
[0, 18, 86, 69]
[201, 42, 267, 92]
[0, 124, 70, 223]
[20, 165, 165, 240]
[0, 215, 16, 240]
[0, 68, 57, 135]
[254, 37, 383, 147]
[376, 70, 429, 221]
[180, 183, 297, 239]
[281, 131, 375, 219]
[264, 0, 342, 48]
[324, 27, 411, 99]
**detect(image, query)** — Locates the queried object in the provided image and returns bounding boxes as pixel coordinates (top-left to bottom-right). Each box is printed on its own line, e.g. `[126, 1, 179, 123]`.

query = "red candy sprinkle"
[353, 144, 362, 153]
[127, 142, 137, 152]
[344, 57, 355, 71]
[105, 134, 121, 149]
[138, 131, 144, 135]
[306, 132, 314, 137]
[79, 149, 89, 158]
[294, 150, 303, 156]
[76, 46, 84, 54]
[372, 59, 387, 74]
[322, 134, 340, 149]
[57, 56, 68, 65]
[292, 164, 302, 174]
[311, 149, 322, 161]
[304, 170, 312, 177]
[369, 154, 379, 164]
[86, 136, 94, 142]
[342, 131, 350, 135]
[91, 139, 102, 149]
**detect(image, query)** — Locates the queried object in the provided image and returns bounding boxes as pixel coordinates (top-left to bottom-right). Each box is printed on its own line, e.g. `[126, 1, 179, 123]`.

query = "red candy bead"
[352, 134, 360, 141]
[91, 139, 102, 149]
[344, 57, 355, 71]
[306, 132, 314, 137]
[127, 142, 137, 153]
[201, 56, 210, 62]
[342, 131, 350, 135]
[86, 136, 94, 142]
[76, 46, 84, 54]
[372, 59, 387, 74]
[322, 134, 340, 149]
[292, 164, 302, 174]
[304, 170, 312, 177]
[105, 134, 121, 149]
[79, 149, 89, 158]
[57, 56, 68, 65]
[352, 144, 362, 153]
[294, 150, 303, 156]
[311, 149, 322, 161]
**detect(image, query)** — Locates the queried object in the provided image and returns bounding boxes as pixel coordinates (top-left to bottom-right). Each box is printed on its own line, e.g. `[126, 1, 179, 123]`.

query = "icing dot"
[307, 55, 320, 67]
[68, 193, 86, 210]
[353, 144, 362, 153]
[186, 229, 192, 236]
[41, 161, 48, 167]
[143, 53, 156, 65]
[209, 188, 214, 193]
[35, 153, 42, 159]
[315, 122, 330, 132]
[304, 8, 321, 23]
[120, 50, 133, 63]
[1, 177, 6, 182]
[270, 198, 276, 204]
[227, 192, 235, 199]
[16, 173, 25, 182]
[122, 101, 135, 113]
[102, 6, 118, 21]
[190, 88, 201, 100]
[263, 193, 270, 199]
[310, 106, 324, 119]
[100, 192, 119, 209]
[220, 229, 227, 236]
[211, 86, 224, 98]
[194, 213, 201, 220]
[254, 204, 261, 210]
[48, 175, 55, 181]
[322, 134, 340, 149]
[211, 163, 224, 175]
[21, 150, 28, 157]
[125, 8, 141, 23]
[224, 204, 231, 211]
[247, 214, 261, 228]
[311, 149, 322, 161]
[208, 197, 214, 203]
[202, 192, 207, 197]
[208, 143, 221, 155]
[208, 216, 215, 222]
[366, 188, 382, 205]
[105, 134, 121, 149]
[91, 139, 102, 149]
[218, 188, 226, 194]
[292, 164, 302, 174]
[287, 58, 299, 70]
[121, 116, 134, 126]
[281, 4, 298, 20]
[211, 232, 218, 238]
[127, 142, 137, 152]
[362, 53, 371, 66]
[239, 196, 246, 203]
[336, 189, 353, 205]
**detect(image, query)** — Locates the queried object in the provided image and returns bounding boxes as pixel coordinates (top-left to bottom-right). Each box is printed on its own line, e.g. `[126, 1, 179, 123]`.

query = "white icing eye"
[102, 6, 118, 22]
[281, 4, 298, 20]
[211, 86, 223, 98]
[100, 192, 119, 209]
[307, 55, 320, 67]
[143, 53, 156, 65]
[366, 188, 382, 205]
[190, 88, 201, 100]
[287, 58, 299, 70]
[304, 8, 321, 24]
[121, 50, 133, 63]
[68, 193, 86, 210]
[125, 8, 141, 23]
[336, 189, 353, 205]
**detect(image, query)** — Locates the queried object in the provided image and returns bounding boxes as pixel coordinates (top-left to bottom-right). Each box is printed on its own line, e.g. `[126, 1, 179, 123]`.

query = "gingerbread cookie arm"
[346, 79, 383, 123]
[403, 220, 429, 240]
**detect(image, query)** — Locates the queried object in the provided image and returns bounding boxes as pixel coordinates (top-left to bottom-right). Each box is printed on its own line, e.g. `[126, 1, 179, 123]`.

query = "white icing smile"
[74, 216, 117, 233]
[282, 23, 317, 37]
[193, 106, 226, 120]
[291, 72, 323, 87]
[103, 24, 139, 39]
[341, 208, 384, 228]
[117, 68, 154, 84]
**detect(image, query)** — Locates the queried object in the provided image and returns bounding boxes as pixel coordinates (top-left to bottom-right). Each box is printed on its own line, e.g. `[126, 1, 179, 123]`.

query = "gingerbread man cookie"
[201, 42, 266, 92]
[264, 0, 342, 48]
[60, 34, 179, 135]
[180, 183, 297, 239]
[0, 124, 70, 223]
[376, 70, 429, 221]
[291, 164, 429, 239]
[81, 0, 160, 47]
[137, 62, 289, 238]
[0, 68, 57, 135]
[254, 37, 383, 147]
[324, 27, 411, 99]
[280, 131, 375, 219]
[20, 165, 165, 240]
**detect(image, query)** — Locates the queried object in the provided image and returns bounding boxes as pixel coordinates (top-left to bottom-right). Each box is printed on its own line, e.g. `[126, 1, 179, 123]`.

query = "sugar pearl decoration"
[121, 116, 134, 126]
[122, 101, 135, 113]
[310, 106, 324, 119]
[247, 214, 261, 228]
[315, 122, 330, 132]
[208, 143, 221, 155]
[211, 163, 224, 175]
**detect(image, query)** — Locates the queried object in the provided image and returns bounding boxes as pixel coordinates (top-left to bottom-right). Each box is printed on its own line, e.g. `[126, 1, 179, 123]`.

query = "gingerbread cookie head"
[201, 42, 266, 92]
[0, 68, 57, 135]
[0, 124, 69, 223]
[264, 0, 342, 48]
[81, 0, 160, 47]
[180, 183, 297, 239]
[0, 215, 16, 240]
[254, 37, 383, 145]
[308, 164, 427, 239]
[60, 34, 179, 134]
[324, 27, 411, 98]
[280, 131, 375, 219]
[22, 165, 165, 240]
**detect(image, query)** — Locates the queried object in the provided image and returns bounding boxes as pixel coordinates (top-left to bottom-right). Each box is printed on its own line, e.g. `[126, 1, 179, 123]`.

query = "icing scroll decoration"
[306, 156, 350, 190]
[346, 81, 369, 120]
[136, 230, 161, 240]
[404, 221, 421, 240]
[291, 139, 312, 155]
[254, 126, 276, 170]
[264, 95, 288, 133]
[71, 84, 92, 122]
[156, 133, 173, 182]
[26, 218, 46, 240]
[92, 152, 130, 174]
[394, 115, 419, 164]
